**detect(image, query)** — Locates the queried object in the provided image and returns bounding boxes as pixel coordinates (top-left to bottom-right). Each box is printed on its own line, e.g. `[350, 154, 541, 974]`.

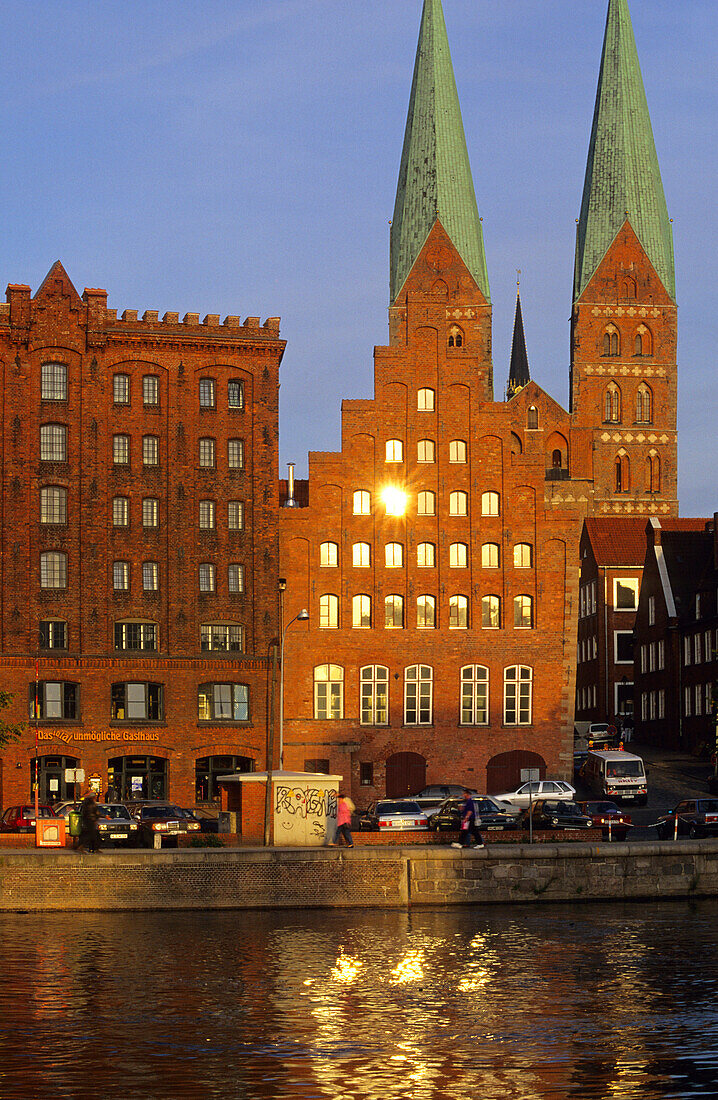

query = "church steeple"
[506, 289, 530, 399]
[390, 0, 490, 305]
[574, 0, 674, 302]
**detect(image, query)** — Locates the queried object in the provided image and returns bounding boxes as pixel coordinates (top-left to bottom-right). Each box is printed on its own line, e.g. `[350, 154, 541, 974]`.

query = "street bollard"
[153, 833, 162, 850]
[608, 817, 612, 842]
[674, 814, 679, 841]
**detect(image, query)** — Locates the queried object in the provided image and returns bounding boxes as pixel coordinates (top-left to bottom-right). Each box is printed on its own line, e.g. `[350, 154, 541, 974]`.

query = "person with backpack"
[451, 788, 484, 849]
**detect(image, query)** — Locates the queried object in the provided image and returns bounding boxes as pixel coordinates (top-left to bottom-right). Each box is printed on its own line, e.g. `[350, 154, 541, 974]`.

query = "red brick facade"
[0, 263, 284, 808]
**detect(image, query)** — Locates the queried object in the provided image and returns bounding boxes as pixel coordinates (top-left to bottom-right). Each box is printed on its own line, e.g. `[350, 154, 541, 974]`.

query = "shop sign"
[38, 729, 162, 745]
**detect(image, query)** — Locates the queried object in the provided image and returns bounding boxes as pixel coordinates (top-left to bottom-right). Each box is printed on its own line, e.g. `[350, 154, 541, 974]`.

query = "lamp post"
[278, 579, 308, 772]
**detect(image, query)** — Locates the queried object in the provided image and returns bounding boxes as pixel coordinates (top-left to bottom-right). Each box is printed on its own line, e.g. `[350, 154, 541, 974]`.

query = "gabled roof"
[390, 0, 489, 304]
[35, 260, 83, 307]
[584, 517, 705, 567]
[655, 523, 716, 622]
[574, 0, 674, 302]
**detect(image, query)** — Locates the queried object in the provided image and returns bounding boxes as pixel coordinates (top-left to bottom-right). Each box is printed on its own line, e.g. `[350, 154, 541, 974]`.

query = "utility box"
[36, 818, 66, 848]
[217, 771, 342, 846]
[218, 811, 238, 834]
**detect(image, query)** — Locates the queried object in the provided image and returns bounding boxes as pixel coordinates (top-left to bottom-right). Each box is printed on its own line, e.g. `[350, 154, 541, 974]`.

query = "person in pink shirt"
[329, 792, 354, 847]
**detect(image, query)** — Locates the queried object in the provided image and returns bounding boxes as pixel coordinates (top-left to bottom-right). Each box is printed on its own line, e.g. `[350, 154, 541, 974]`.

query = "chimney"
[283, 462, 299, 508]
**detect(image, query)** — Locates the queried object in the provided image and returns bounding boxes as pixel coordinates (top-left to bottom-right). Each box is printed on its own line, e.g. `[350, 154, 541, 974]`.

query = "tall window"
[615, 452, 630, 493]
[199, 563, 216, 593]
[352, 542, 370, 567]
[228, 501, 244, 530]
[449, 439, 467, 463]
[228, 380, 244, 409]
[514, 595, 534, 628]
[143, 375, 159, 406]
[200, 624, 244, 652]
[198, 683, 249, 721]
[353, 490, 371, 515]
[448, 325, 463, 348]
[111, 682, 163, 721]
[634, 325, 652, 356]
[604, 383, 621, 423]
[404, 665, 433, 725]
[228, 564, 244, 593]
[114, 621, 157, 651]
[199, 378, 216, 408]
[40, 424, 67, 462]
[142, 561, 159, 592]
[449, 595, 468, 629]
[142, 498, 159, 528]
[385, 542, 403, 568]
[39, 620, 67, 649]
[482, 595, 500, 628]
[449, 491, 468, 516]
[450, 543, 468, 568]
[113, 434, 130, 465]
[319, 594, 339, 629]
[360, 665, 388, 725]
[636, 383, 652, 423]
[228, 439, 244, 469]
[320, 541, 338, 567]
[603, 326, 620, 356]
[417, 439, 435, 463]
[385, 439, 403, 462]
[199, 438, 216, 468]
[384, 594, 404, 628]
[352, 594, 371, 629]
[417, 388, 435, 412]
[417, 490, 435, 516]
[461, 666, 489, 725]
[417, 542, 435, 568]
[314, 664, 343, 719]
[481, 543, 499, 569]
[514, 543, 532, 568]
[40, 551, 67, 589]
[113, 374, 130, 404]
[41, 363, 67, 401]
[143, 435, 159, 466]
[113, 561, 130, 591]
[112, 496, 129, 527]
[417, 595, 436, 629]
[40, 486, 67, 525]
[199, 500, 216, 529]
[481, 492, 500, 516]
[527, 406, 539, 430]
[504, 665, 533, 725]
[646, 452, 661, 494]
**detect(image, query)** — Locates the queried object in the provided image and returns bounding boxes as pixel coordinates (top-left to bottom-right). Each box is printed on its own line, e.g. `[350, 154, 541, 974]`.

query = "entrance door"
[385, 752, 426, 798]
[486, 751, 546, 795]
[30, 756, 79, 803]
[108, 756, 168, 801]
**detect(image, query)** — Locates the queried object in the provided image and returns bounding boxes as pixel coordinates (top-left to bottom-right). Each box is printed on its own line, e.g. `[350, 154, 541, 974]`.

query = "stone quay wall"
[1, 840, 717, 912]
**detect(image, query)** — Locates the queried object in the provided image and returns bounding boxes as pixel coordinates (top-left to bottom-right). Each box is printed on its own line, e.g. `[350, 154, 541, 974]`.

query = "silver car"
[357, 799, 428, 831]
[493, 779, 576, 808]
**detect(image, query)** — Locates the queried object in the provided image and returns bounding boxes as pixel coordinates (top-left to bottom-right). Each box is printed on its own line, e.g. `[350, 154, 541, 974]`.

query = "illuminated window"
[461, 666, 489, 725]
[40, 486, 67, 525]
[385, 439, 403, 462]
[199, 563, 216, 593]
[481, 543, 499, 569]
[417, 542, 435, 568]
[199, 378, 216, 408]
[143, 435, 159, 466]
[143, 375, 159, 406]
[449, 439, 467, 463]
[449, 595, 468, 629]
[40, 552, 67, 589]
[404, 665, 433, 725]
[40, 424, 67, 462]
[417, 595, 436, 629]
[113, 561, 129, 591]
[385, 543, 403, 568]
[199, 438, 216, 468]
[320, 542, 338, 567]
[353, 542, 370, 567]
[514, 543, 532, 568]
[113, 373, 130, 404]
[384, 595, 404, 629]
[352, 594, 371, 629]
[513, 594, 534, 628]
[353, 490, 371, 515]
[143, 562, 159, 592]
[199, 500, 215, 529]
[314, 664, 343, 719]
[113, 434, 130, 465]
[449, 491, 468, 516]
[360, 665, 388, 725]
[319, 594, 339, 629]
[112, 496, 129, 527]
[228, 439, 244, 469]
[417, 439, 435, 463]
[450, 543, 468, 568]
[418, 490, 435, 516]
[417, 388, 435, 412]
[482, 595, 500, 628]
[41, 363, 67, 401]
[481, 492, 500, 516]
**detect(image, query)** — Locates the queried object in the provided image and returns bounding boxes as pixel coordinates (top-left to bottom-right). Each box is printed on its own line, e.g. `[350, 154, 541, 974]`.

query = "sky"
[1, 0, 715, 515]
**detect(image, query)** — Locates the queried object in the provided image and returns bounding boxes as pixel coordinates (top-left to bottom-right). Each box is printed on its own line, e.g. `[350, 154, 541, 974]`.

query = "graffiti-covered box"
[217, 771, 342, 846]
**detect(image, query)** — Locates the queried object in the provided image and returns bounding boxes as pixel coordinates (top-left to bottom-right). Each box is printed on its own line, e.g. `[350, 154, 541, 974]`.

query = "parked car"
[493, 779, 576, 809]
[656, 799, 718, 840]
[0, 805, 57, 833]
[427, 797, 517, 832]
[411, 785, 478, 813]
[96, 803, 140, 847]
[577, 800, 632, 840]
[356, 800, 428, 831]
[519, 799, 593, 831]
[181, 807, 219, 834]
[133, 803, 203, 847]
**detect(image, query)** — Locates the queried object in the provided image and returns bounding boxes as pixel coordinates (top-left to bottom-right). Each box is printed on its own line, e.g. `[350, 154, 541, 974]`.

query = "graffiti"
[274, 785, 337, 843]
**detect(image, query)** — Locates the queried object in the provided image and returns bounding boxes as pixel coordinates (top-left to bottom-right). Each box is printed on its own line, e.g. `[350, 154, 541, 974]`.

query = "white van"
[581, 750, 648, 805]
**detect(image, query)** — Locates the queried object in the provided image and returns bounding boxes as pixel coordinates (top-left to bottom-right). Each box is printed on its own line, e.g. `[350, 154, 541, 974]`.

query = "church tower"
[571, 0, 678, 517]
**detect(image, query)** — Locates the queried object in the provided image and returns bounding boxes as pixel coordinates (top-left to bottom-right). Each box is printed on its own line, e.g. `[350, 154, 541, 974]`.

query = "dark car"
[412, 785, 478, 813]
[181, 807, 219, 834]
[656, 798, 718, 840]
[427, 797, 517, 832]
[0, 805, 57, 833]
[96, 803, 140, 847]
[577, 800, 632, 841]
[133, 803, 203, 847]
[520, 799, 593, 831]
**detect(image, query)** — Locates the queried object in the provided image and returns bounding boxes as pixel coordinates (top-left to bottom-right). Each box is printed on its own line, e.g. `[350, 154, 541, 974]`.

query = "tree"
[0, 691, 24, 748]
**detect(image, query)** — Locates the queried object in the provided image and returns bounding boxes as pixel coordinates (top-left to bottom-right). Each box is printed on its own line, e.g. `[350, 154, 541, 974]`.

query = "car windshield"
[605, 760, 644, 778]
[142, 806, 181, 819]
[697, 800, 718, 813]
[378, 802, 421, 814]
[562, 802, 581, 814]
[588, 802, 619, 814]
[98, 805, 131, 820]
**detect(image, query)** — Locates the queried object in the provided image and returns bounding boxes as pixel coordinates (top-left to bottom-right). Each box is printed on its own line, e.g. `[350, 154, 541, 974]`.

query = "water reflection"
[1, 901, 716, 1098]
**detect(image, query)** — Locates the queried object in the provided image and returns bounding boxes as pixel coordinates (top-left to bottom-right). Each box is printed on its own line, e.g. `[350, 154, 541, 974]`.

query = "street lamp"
[278, 594, 309, 771]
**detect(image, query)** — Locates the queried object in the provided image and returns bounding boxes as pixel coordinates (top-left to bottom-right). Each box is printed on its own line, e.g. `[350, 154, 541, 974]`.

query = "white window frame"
[613, 577, 639, 611]
[352, 542, 370, 568]
[320, 542, 338, 568]
[504, 665, 532, 725]
[481, 491, 500, 517]
[353, 490, 371, 515]
[460, 665, 489, 725]
[360, 665, 388, 726]
[314, 664, 343, 719]
[404, 664, 433, 725]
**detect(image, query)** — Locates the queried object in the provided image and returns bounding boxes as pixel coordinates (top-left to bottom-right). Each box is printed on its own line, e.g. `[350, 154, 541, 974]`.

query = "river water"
[1, 900, 716, 1099]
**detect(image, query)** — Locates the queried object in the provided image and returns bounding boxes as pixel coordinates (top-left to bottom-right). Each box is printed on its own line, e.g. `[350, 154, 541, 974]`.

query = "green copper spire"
[574, 0, 674, 301]
[390, 0, 490, 304]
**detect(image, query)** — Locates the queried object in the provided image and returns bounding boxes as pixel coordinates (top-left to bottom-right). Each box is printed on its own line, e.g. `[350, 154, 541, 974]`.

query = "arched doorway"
[486, 751, 546, 795]
[386, 752, 426, 798]
[108, 756, 168, 801]
[30, 755, 79, 803]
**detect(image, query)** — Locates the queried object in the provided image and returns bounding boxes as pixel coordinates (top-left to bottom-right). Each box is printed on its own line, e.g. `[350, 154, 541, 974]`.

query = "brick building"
[0, 262, 284, 807]
[634, 517, 718, 753]
[278, 0, 680, 800]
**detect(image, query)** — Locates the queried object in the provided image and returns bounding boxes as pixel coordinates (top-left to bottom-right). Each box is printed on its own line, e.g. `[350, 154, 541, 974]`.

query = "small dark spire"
[507, 287, 530, 399]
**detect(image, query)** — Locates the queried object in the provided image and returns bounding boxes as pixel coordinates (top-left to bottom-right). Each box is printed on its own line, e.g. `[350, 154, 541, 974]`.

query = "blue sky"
[2, 0, 715, 515]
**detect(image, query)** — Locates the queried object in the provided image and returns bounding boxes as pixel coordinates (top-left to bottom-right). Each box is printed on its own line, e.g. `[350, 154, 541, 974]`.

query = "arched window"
[352, 542, 370, 567]
[384, 595, 404, 629]
[481, 491, 500, 516]
[314, 664, 343, 720]
[449, 595, 468, 629]
[504, 665, 533, 725]
[603, 325, 620, 356]
[385, 542, 403, 568]
[482, 595, 500, 628]
[527, 406, 539, 430]
[646, 452, 661, 494]
[319, 594, 339, 629]
[417, 542, 435, 568]
[615, 452, 630, 493]
[40, 486, 67, 525]
[634, 325, 652, 356]
[448, 325, 464, 348]
[353, 490, 371, 515]
[461, 666, 489, 725]
[360, 665, 388, 726]
[552, 449, 563, 469]
[636, 383, 652, 423]
[449, 439, 467, 463]
[385, 438, 403, 462]
[604, 382, 621, 423]
[510, 432, 522, 456]
[320, 541, 338, 567]
[449, 490, 468, 516]
[417, 595, 436, 629]
[513, 595, 534, 629]
[514, 543, 533, 569]
[404, 665, 433, 725]
[450, 542, 468, 568]
[115, 621, 160, 652]
[417, 490, 436, 516]
[417, 439, 435, 463]
[481, 543, 499, 569]
[352, 594, 371, 628]
[417, 388, 435, 412]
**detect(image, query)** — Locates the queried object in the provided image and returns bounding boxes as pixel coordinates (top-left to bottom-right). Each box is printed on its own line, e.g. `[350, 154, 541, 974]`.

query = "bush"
[188, 835, 225, 848]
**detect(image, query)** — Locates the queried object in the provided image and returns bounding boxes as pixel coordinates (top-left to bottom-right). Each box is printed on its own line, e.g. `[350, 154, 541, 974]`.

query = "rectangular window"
[228, 439, 245, 469]
[143, 436, 159, 466]
[32, 681, 77, 721]
[648, 595, 656, 626]
[199, 564, 216, 593]
[198, 683, 249, 722]
[200, 624, 244, 652]
[657, 640, 665, 670]
[228, 502, 245, 531]
[360, 762, 374, 786]
[41, 363, 67, 401]
[113, 375, 130, 404]
[40, 486, 67, 525]
[113, 561, 130, 590]
[142, 498, 159, 528]
[614, 578, 639, 610]
[113, 434, 130, 464]
[113, 497, 129, 527]
[228, 564, 245, 593]
[142, 562, 159, 592]
[114, 622, 157, 651]
[228, 380, 244, 409]
[658, 690, 665, 719]
[360, 666, 388, 726]
[143, 375, 159, 406]
[199, 378, 216, 408]
[111, 682, 163, 721]
[199, 501, 216, 530]
[199, 438, 216, 468]
[40, 552, 67, 589]
[40, 424, 67, 462]
[684, 637, 691, 666]
[39, 621, 67, 649]
[695, 634, 702, 664]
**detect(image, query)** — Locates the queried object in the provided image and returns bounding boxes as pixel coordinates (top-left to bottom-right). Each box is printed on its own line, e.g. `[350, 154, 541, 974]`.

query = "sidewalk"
[634, 740, 712, 791]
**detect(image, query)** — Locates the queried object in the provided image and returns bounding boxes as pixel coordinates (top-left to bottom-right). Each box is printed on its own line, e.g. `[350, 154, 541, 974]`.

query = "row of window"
[319, 541, 534, 570]
[37, 425, 246, 469]
[38, 365, 246, 411]
[683, 630, 717, 667]
[639, 640, 666, 674]
[576, 685, 598, 712]
[682, 683, 714, 719]
[314, 663, 533, 726]
[352, 489, 500, 517]
[577, 631, 634, 665]
[383, 439, 468, 464]
[38, 552, 245, 591]
[31, 681, 249, 722]
[37, 488, 246, 531]
[613, 452, 661, 494]
[601, 324, 653, 358]
[108, 621, 244, 652]
[317, 593, 534, 630]
[603, 380, 654, 423]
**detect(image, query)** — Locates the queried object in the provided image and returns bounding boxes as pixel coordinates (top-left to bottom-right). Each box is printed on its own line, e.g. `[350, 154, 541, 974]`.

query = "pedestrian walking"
[77, 792, 100, 853]
[329, 792, 355, 847]
[451, 788, 484, 849]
